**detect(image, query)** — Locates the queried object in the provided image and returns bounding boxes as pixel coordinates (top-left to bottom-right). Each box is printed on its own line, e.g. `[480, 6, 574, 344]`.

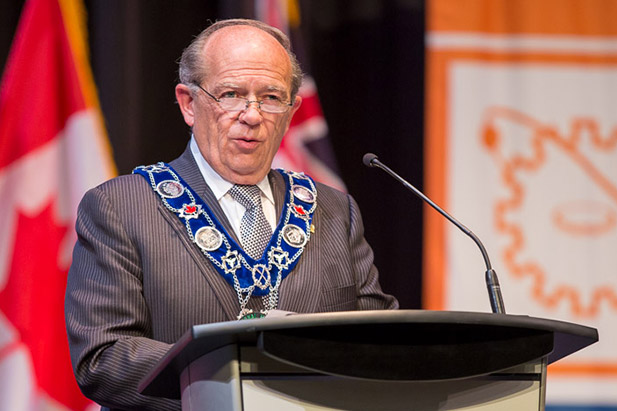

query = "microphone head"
[362, 153, 378, 167]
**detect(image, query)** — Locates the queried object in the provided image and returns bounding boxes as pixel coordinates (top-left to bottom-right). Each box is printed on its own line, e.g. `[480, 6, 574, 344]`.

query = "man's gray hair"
[178, 19, 303, 99]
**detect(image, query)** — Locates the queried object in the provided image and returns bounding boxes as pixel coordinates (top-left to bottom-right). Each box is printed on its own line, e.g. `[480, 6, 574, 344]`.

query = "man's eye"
[263, 95, 282, 101]
[220, 91, 238, 98]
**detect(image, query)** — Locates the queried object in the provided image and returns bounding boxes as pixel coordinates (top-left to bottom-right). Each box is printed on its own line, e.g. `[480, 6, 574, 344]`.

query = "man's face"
[176, 26, 301, 185]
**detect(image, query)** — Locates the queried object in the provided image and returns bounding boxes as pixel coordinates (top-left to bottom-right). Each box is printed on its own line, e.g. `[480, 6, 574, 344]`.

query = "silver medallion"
[291, 184, 316, 203]
[221, 250, 241, 274]
[268, 247, 290, 270]
[156, 180, 184, 198]
[252, 264, 271, 290]
[195, 226, 223, 251]
[281, 224, 308, 248]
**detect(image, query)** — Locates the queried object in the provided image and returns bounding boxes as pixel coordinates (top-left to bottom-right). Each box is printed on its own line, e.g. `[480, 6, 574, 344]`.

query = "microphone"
[363, 153, 506, 314]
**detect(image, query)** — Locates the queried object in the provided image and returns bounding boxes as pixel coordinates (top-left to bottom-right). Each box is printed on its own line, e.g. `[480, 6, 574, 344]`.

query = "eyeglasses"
[193, 83, 293, 114]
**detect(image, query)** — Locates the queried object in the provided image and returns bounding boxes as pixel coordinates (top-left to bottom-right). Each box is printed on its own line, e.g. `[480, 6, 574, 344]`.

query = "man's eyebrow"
[215, 82, 240, 90]
[266, 85, 287, 93]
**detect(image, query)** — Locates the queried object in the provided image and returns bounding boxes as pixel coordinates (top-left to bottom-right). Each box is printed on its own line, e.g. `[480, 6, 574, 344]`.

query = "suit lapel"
[270, 171, 322, 313]
[268, 170, 285, 222]
[168, 145, 240, 320]
[170, 146, 239, 243]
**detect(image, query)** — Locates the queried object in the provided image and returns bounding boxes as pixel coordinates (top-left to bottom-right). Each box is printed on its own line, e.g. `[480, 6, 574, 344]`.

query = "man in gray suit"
[65, 19, 397, 410]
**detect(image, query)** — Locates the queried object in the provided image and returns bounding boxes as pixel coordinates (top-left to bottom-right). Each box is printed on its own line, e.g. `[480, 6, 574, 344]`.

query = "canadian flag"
[0, 0, 115, 409]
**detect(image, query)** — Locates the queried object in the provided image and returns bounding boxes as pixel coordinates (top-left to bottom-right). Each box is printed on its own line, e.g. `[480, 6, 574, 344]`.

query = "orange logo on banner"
[425, 0, 617, 386]
[481, 107, 617, 318]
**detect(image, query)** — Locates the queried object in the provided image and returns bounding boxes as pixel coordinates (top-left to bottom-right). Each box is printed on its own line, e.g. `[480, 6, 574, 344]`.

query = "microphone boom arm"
[363, 153, 506, 314]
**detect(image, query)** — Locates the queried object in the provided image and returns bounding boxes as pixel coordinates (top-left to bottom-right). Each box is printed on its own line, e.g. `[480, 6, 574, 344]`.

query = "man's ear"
[175, 83, 195, 127]
[291, 95, 302, 116]
[282, 95, 302, 136]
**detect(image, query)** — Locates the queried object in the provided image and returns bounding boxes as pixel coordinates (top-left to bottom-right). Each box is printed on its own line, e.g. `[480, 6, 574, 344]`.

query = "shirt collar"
[189, 136, 274, 204]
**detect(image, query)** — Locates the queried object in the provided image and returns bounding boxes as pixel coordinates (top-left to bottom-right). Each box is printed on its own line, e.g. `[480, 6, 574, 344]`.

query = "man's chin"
[223, 165, 270, 185]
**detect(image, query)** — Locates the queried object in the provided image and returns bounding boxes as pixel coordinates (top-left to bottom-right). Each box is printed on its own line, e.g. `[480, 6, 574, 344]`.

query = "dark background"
[1, 0, 426, 309]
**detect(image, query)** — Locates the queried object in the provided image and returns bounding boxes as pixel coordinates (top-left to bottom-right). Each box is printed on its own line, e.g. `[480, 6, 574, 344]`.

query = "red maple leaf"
[0, 201, 91, 410]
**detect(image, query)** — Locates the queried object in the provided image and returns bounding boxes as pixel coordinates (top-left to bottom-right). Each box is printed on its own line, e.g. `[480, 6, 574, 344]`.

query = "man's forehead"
[200, 25, 293, 86]
[203, 25, 285, 54]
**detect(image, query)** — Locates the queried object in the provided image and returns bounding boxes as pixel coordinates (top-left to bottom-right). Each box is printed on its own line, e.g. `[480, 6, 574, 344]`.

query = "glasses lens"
[260, 100, 288, 113]
[217, 96, 290, 113]
[218, 98, 246, 111]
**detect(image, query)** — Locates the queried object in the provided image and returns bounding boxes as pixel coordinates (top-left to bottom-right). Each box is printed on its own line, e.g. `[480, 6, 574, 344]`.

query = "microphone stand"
[363, 153, 506, 314]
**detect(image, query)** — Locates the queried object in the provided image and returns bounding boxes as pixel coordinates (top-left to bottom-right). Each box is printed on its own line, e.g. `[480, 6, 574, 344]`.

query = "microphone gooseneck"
[363, 153, 506, 314]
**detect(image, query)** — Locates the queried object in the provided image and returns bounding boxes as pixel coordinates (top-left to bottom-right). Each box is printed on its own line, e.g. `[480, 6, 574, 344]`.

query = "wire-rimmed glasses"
[193, 83, 293, 114]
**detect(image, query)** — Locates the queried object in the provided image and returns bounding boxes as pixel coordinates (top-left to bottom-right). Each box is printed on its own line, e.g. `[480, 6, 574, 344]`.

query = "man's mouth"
[233, 136, 261, 150]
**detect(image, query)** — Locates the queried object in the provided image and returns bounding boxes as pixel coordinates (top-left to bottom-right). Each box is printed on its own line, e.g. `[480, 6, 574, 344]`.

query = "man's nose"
[239, 101, 264, 125]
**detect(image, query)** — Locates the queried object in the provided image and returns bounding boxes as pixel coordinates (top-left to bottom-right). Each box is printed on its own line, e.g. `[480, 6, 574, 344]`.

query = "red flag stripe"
[0, 0, 86, 169]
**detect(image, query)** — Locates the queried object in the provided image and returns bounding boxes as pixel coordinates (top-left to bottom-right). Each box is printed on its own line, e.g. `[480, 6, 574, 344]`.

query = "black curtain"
[1, 0, 425, 309]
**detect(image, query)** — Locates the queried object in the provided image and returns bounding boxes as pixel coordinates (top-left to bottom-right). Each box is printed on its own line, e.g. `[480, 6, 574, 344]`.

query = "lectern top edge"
[138, 310, 598, 399]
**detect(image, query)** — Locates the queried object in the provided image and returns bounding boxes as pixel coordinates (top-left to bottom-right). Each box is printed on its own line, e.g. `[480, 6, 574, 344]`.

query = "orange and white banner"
[425, 0, 617, 407]
[0, 0, 115, 409]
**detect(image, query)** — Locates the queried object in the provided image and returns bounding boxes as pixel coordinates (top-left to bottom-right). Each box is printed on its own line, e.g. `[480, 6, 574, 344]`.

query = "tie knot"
[229, 184, 261, 209]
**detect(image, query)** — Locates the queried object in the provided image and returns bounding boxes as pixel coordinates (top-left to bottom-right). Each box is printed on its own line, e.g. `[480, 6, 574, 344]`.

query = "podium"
[139, 310, 598, 410]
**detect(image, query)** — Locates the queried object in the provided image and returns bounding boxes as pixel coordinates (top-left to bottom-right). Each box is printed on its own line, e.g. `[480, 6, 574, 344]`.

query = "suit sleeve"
[65, 186, 180, 410]
[347, 194, 399, 310]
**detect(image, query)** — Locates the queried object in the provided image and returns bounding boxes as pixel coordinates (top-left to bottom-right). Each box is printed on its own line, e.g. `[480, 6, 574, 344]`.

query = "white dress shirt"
[190, 137, 277, 239]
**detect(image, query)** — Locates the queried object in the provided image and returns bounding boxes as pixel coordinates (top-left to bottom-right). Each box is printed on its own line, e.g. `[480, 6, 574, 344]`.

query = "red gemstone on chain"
[185, 205, 197, 214]
[294, 206, 305, 215]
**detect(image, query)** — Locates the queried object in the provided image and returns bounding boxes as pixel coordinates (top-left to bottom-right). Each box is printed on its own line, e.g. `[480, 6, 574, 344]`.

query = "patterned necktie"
[228, 184, 273, 260]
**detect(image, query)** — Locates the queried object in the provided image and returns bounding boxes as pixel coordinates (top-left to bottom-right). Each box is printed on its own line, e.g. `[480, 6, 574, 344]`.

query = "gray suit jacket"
[65, 146, 398, 410]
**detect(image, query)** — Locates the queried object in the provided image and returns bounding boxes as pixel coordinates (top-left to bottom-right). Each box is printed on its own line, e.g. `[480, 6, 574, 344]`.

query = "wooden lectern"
[139, 310, 598, 410]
